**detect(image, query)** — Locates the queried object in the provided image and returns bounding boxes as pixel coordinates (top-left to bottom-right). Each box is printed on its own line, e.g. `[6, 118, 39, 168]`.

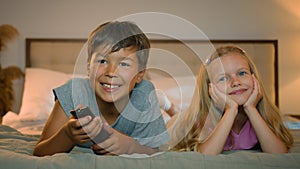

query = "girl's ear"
[136, 69, 146, 84]
[208, 83, 213, 96]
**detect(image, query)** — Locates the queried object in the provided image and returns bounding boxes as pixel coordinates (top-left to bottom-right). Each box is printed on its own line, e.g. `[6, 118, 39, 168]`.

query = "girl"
[168, 45, 293, 154]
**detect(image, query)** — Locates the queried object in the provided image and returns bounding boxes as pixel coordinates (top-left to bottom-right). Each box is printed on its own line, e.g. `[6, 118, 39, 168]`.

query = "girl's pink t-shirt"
[223, 120, 258, 150]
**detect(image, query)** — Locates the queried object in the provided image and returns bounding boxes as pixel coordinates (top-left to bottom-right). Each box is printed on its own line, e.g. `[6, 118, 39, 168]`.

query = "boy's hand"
[91, 124, 137, 155]
[64, 115, 103, 145]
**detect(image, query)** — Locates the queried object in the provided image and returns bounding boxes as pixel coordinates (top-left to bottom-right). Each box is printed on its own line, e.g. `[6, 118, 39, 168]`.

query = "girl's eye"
[238, 71, 248, 76]
[218, 76, 227, 82]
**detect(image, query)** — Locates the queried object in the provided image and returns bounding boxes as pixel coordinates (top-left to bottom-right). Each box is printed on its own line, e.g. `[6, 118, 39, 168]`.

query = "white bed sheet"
[3, 111, 45, 135]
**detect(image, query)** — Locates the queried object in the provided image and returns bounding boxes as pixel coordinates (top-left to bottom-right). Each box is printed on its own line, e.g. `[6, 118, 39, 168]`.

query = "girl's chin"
[230, 96, 248, 106]
[234, 99, 247, 106]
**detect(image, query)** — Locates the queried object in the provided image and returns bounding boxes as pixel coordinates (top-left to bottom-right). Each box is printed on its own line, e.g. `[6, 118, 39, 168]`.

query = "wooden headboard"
[25, 38, 278, 106]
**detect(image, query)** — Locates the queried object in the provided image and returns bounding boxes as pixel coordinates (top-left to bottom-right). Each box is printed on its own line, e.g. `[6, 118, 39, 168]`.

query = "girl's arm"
[198, 108, 237, 154]
[244, 75, 288, 153]
[198, 83, 238, 155]
[33, 100, 102, 156]
[244, 107, 288, 153]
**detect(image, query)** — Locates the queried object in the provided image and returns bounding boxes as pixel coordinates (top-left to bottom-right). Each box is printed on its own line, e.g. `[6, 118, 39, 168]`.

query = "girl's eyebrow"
[237, 67, 251, 71]
[215, 73, 226, 79]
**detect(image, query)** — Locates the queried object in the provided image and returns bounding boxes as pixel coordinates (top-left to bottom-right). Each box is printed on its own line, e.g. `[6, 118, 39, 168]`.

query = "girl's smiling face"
[208, 52, 254, 105]
[88, 46, 144, 105]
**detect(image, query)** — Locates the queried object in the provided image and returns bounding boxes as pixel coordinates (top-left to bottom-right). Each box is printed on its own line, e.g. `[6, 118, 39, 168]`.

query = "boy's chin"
[99, 97, 115, 103]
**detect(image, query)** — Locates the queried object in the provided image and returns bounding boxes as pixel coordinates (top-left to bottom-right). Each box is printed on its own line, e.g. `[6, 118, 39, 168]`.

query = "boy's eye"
[98, 59, 107, 64]
[119, 62, 130, 67]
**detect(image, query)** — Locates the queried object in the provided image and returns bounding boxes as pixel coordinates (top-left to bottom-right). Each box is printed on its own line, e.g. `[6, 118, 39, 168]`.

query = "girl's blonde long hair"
[169, 45, 293, 152]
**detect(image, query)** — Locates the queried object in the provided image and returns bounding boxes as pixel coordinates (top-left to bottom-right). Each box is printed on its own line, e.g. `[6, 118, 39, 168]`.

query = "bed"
[1, 38, 300, 169]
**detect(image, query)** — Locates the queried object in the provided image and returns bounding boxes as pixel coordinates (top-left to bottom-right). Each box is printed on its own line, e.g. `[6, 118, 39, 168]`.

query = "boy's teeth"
[103, 84, 118, 88]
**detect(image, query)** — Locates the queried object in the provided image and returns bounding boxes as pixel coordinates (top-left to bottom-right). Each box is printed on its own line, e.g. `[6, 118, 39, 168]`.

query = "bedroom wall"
[0, 0, 300, 115]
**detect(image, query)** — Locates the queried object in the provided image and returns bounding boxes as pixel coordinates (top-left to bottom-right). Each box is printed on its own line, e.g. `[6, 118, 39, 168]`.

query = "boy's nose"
[105, 64, 117, 77]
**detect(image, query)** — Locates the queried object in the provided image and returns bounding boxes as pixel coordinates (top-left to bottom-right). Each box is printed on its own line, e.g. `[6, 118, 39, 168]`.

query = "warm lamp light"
[277, 0, 300, 19]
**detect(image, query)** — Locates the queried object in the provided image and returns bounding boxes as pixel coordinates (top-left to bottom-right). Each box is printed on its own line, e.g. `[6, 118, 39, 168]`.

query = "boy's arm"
[33, 101, 97, 156]
[91, 125, 159, 155]
[33, 100, 76, 156]
[92, 80, 168, 155]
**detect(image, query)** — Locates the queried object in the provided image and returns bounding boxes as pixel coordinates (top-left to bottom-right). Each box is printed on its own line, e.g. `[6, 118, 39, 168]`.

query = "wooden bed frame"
[25, 38, 278, 106]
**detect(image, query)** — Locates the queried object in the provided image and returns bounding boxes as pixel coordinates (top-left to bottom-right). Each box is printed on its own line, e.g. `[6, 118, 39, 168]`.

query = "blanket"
[1, 125, 300, 169]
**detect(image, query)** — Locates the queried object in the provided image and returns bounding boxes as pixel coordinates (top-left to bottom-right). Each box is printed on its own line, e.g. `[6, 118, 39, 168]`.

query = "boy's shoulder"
[131, 79, 156, 103]
[54, 77, 91, 97]
[135, 79, 154, 90]
[62, 77, 90, 88]
[126, 79, 160, 115]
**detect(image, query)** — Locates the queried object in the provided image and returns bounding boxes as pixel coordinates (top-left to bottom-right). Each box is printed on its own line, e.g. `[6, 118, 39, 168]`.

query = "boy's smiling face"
[88, 46, 145, 105]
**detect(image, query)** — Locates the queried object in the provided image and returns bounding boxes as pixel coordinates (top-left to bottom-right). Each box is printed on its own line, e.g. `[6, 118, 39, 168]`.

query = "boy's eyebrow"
[95, 53, 105, 58]
[121, 56, 135, 61]
[97, 53, 137, 62]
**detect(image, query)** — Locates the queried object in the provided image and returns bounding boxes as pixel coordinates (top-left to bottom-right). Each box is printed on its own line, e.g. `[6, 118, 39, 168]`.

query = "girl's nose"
[231, 76, 241, 87]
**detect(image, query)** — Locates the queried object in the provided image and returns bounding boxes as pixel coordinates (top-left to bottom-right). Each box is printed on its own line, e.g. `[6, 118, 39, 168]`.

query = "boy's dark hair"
[87, 21, 150, 71]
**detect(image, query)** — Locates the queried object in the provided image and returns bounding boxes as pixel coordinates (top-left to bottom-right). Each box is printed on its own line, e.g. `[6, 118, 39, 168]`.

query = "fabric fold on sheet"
[1, 124, 300, 169]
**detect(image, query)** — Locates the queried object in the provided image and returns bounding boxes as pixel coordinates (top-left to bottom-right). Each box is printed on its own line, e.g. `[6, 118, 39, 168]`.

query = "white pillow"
[150, 76, 196, 112]
[19, 68, 71, 121]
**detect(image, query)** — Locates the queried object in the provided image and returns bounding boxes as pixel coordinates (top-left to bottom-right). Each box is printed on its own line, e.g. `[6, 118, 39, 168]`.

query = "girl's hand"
[64, 115, 103, 145]
[209, 83, 238, 112]
[244, 74, 262, 111]
[91, 124, 137, 155]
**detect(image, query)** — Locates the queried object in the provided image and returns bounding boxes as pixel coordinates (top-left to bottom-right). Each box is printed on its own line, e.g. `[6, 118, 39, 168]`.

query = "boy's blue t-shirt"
[53, 78, 169, 148]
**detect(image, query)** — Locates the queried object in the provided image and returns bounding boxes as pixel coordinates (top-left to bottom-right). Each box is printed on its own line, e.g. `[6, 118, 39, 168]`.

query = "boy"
[33, 21, 169, 156]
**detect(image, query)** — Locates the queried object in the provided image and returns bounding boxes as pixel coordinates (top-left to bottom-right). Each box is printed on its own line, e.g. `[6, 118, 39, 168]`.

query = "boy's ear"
[87, 63, 90, 76]
[136, 69, 146, 83]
